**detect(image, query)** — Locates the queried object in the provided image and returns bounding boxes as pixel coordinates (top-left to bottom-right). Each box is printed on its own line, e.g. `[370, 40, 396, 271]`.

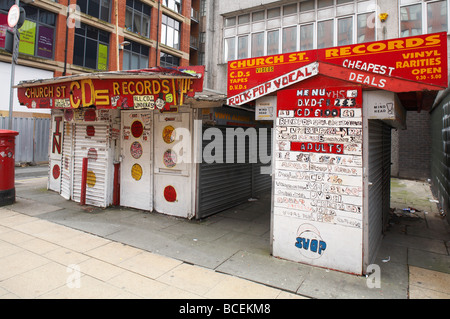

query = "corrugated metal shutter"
[60, 122, 73, 200]
[197, 125, 253, 218]
[252, 126, 272, 195]
[72, 123, 109, 207]
[197, 124, 273, 219]
[367, 120, 391, 264]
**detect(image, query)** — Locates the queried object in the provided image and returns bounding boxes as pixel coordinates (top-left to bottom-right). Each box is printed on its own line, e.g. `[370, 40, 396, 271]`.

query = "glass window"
[225, 17, 236, 27]
[73, 23, 110, 70]
[427, 0, 447, 33]
[238, 35, 248, 59]
[267, 30, 279, 55]
[224, 37, 236, 61]
[283, 3, 297, 16]
[238, 14, 250, 25]
[337, 0, 353, 4]
[161, 14, 180, 49]
[300, 0, 315, 12]
[2, 4, 57, 59]
[252, 11, 265, 22]
[357, 12, 375, 43]
[300, 23, 314, 51]
[267, 7, 280, 19]
[318, 0, 334, 9]
[125, 0, 151, 38]
[163, 0, 182, 14]
[251, 32, 264, 57]
[77, 0, 111, 22]
[282, 26, 297, 53]
[123, 40, 149, 70]
[160, 52, 180, 67]
[400, 4, 422, 36]
[338, 17, 353, 46]
[317, 19, 334, 48]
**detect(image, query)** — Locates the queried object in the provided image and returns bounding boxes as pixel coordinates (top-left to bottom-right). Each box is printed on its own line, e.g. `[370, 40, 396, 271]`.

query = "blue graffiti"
[295, 237, 327, 255]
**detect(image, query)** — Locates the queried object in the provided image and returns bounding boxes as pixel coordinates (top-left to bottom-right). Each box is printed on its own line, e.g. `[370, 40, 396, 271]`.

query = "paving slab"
[409, 266, 450, 299]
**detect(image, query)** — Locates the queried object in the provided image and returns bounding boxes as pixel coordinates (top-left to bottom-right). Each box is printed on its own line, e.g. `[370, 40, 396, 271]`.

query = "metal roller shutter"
[72, 123, 110, 207]
[198, 125, 252, 218]
[60, 122, 73, 200]
[367, 120, 391, 264]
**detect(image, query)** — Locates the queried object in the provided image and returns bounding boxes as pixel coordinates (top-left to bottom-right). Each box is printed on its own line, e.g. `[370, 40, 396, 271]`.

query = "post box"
[0, 130, 19, 206]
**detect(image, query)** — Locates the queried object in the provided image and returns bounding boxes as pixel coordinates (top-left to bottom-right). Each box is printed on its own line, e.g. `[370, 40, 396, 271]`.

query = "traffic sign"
[7, 4, 20, 28]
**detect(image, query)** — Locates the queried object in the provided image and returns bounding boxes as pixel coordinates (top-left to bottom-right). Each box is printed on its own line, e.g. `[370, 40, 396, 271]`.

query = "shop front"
[16, 67, 272, 220]
[226, 32, 448, 275]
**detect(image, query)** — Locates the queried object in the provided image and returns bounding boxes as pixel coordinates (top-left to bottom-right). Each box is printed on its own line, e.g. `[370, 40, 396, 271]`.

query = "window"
[317, 20, 334, 49]
[400, 4, 422, 36]
[251, 32, 264, 57]
[160, 52, 180, 67]
[300, 0, 315, 12]
[125, 0, 151, 38]
[224, 37, 236, 61]
[238, 35, 248, 59]
[0, 4, 56, 59]
[123, 40, 149, 70]
[338, 17, 353, 46]
[300, 24, 314, 51]
[400, 0, 448, 37]
[357, 12, 375, 43]
[282, 26, 297, 53]
[73, 23, 110, 70]
[238, 14, 250, 25]
[427, 0, 447, 33]
[267, 7, 280, 19]
[77, 0, 111, 22]
[161, 14, 180, 50]
[163, 0, 182, 14]
[267, 30, 279, 55]
[252, 11, 265, 22]
[283, 4, 297, 16]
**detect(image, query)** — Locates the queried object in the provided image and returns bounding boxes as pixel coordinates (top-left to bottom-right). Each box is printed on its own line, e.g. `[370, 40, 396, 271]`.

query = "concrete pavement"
[0, 172, 449, 299]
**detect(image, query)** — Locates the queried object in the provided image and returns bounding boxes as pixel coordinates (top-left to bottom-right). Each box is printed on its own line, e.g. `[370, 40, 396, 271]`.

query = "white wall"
[0, 61, 53, 114]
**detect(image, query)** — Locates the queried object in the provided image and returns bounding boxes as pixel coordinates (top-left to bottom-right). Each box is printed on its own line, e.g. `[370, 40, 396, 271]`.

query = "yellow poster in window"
[98, 44, 108, 71]
[19, 20, 36, 55]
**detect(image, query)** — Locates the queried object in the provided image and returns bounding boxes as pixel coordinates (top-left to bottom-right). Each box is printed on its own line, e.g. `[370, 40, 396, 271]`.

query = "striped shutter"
[72, 123, 110, 207]
[60, 122, 74, 200]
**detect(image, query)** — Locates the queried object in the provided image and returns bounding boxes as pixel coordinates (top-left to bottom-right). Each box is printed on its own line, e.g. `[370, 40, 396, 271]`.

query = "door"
[48, 111, 63, 192]
[154, 112, 192, 218]
[120, 110, 153, 211]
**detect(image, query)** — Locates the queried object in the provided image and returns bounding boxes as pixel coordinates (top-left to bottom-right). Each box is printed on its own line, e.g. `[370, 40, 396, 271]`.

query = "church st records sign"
[227, 32, 448, 106]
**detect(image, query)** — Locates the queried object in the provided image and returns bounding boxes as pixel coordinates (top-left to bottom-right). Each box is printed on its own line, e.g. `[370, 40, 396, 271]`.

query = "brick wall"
[397, 111, 432, 181]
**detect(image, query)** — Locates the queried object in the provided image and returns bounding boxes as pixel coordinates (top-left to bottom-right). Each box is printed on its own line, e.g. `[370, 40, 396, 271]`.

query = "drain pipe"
[155, 0, 161, 66]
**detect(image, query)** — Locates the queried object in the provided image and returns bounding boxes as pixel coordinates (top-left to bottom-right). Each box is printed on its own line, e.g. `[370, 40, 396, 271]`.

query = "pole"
[80, 157, 88, 206]
[155, 0, 161, 66]
[8, 0, 19, 130]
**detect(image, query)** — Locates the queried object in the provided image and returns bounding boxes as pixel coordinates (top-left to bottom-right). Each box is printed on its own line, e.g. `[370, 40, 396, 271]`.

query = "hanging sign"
[227, 32, 448, 106]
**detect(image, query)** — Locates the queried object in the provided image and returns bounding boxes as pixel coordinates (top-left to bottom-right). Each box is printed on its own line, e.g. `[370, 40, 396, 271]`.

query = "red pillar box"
[0, 130, 19, 206]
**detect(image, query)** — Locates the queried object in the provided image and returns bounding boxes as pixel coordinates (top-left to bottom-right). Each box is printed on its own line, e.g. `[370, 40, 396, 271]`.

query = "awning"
[16, 66, 205, 111]
[226, 32, 448, 112]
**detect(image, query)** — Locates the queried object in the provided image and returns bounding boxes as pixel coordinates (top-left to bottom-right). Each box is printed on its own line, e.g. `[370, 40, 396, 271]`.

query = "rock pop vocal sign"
[227, 32, 448, 106]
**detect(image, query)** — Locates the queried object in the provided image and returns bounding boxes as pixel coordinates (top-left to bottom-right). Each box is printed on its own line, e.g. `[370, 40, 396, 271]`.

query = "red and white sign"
[7, 5, 20, 28]
[227, 32, 448, 106]
[227, 62, 319, 106]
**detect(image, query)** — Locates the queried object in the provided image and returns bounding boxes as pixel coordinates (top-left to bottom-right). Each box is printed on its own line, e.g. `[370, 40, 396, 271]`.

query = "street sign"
[7, 4, 20, 28]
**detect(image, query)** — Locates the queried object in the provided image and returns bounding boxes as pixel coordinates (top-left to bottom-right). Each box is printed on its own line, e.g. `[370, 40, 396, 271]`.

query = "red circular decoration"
[86, 125, 95, 137]
[64, 109, 74, 121]
[84, 109, 96, 121]
[164, 185, 177, 203]
[131, 120, 144, 138]
[87, 148, 98, 161]
[52, 164, 60, 180]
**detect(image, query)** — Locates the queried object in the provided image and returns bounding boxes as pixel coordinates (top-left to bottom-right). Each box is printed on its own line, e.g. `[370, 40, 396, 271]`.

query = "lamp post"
[7, 0, 21, 130]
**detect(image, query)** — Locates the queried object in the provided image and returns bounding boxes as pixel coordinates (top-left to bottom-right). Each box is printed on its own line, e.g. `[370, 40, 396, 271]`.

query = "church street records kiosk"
[226, 32, 448, 275]
[16, 67, 206, 218]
